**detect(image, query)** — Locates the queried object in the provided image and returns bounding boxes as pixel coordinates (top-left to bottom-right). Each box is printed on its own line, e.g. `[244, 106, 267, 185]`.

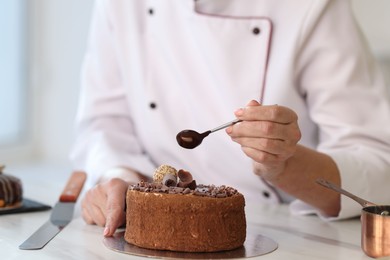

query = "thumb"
[103, 181, 127, 237]
[104, 208, 125, 237]
[233, 99, 261, 118]
[246, 99, 261, 107]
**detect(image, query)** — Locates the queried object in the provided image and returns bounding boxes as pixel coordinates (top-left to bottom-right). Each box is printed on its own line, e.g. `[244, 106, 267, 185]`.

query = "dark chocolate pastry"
[0, 165, 23, 208]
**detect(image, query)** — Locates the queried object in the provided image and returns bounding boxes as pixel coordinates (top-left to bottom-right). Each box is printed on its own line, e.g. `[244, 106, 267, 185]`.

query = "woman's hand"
[227, 100, 341, 216]
[226, 100, 301, 181]
[81, 178, 128, 237]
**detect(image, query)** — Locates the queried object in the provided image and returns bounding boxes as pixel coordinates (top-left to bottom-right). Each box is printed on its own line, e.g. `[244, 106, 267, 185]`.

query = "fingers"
[81, 185, 107, 227]
[229, 120, 292, 140]
[104, 179, 127, 237]
[104, 207, 126, 237]
[241, 141, 294, 164]
[235, 101, 298, 124]
[81, 178, 128, 237]
[228, 101, 301, 143]
[226, 100, 302, 179]
[245, 99, 260, 107]
[228, 116, 301, 146]
[232, 136, 292, 155]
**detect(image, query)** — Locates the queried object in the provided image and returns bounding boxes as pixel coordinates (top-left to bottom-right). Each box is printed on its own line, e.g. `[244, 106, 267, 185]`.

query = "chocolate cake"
[124, 165, 246, 252]
[0, 165, 23, 209]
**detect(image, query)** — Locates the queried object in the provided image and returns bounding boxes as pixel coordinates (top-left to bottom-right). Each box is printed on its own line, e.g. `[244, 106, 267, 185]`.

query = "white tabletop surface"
[1, 162, 387, 260]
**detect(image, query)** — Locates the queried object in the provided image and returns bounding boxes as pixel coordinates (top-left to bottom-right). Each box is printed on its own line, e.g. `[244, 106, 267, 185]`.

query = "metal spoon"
[316, 179, 377, 207]
[317, 179, 390, 216]
[176, 119, 242, 149]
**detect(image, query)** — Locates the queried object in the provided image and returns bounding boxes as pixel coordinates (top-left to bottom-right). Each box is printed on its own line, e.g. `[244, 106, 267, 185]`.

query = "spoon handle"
[316, 179, 377, 208]
[210, 119, 242, 133]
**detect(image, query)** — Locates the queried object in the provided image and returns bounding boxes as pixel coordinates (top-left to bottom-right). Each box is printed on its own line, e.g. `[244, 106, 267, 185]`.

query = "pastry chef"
[70, 0, 390, 236]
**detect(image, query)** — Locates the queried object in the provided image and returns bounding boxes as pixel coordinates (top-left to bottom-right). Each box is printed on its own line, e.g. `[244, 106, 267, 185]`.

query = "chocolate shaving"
[177, 180, 197, 190]
[129, 182, 238, 198]
[129, 166, 238, 197]
[183, 188, 191, 194]
[177, 169, 193, 183]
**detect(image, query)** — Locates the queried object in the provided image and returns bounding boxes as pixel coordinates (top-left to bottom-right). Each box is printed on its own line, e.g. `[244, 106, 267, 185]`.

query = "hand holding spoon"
[176, 119, 242, 149]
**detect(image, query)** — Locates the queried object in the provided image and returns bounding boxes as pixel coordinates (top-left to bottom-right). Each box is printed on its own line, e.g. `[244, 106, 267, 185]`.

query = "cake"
[0, 165, 23, 209]
[124, 165, 246, 252]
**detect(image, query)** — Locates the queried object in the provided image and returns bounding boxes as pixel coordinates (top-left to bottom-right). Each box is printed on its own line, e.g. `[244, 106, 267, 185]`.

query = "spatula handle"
[59, 171, 87, 202]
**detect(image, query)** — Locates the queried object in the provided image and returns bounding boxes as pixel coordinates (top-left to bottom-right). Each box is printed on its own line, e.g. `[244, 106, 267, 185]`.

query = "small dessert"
[0, 165, 23, 209]
[124, 165, 246, 252]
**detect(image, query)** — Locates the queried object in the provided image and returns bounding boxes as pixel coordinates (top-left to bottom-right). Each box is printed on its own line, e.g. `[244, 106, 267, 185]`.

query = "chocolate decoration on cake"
[162, 174, 177, 187]
[129, 182, 239, 198]
[153, 165, 177, 183]
[124, 164, 246, 252]
[0, 165, 23, 208]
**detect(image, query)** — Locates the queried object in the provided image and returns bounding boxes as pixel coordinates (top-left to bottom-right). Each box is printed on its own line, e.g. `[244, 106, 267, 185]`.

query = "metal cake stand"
[103, 229, 278, 259]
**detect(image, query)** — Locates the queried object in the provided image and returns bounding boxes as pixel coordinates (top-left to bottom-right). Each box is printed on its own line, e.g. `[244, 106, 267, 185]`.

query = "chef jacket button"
[149, 102, 157, 109]
[262, 191, 270, 198]
[148, 8, 154, 15]
[252, 27, 260, 35]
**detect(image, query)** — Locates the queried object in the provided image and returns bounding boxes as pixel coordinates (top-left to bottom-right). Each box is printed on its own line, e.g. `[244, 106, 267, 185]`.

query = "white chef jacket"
[70, 0, 390, 220]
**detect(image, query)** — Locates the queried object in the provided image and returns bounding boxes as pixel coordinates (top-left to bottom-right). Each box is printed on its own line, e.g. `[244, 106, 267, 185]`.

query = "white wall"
[352, 0, 390, 59]
[29, 0, 94, 163]
[352, 0, 390, 85]
[10, 0, 390, 164]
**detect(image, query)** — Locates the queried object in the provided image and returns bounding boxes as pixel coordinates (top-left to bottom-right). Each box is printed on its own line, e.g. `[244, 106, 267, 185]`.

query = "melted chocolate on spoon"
[176, 119, 241, 149]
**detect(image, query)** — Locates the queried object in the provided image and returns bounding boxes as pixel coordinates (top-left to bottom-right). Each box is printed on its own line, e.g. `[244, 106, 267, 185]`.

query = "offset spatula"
[19, 171, 87, 250]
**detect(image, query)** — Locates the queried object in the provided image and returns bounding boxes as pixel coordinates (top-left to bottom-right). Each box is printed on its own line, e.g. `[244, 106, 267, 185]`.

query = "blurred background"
[1, 0, 390, 169]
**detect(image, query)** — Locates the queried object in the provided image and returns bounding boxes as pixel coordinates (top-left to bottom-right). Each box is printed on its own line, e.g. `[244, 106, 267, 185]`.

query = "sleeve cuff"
[97, 167, 147, 184]
[288, 197, 361, 221]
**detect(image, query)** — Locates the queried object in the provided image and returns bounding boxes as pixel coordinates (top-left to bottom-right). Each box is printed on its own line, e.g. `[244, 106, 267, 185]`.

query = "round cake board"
[103, 230, 278, 259]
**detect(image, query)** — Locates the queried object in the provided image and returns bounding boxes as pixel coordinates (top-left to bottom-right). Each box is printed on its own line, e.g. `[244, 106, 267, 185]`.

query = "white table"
[0, 162, 383, 260]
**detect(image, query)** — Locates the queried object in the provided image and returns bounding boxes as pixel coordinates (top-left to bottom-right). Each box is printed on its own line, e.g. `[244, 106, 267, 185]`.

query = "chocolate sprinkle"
[129, 182, 238, 198]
